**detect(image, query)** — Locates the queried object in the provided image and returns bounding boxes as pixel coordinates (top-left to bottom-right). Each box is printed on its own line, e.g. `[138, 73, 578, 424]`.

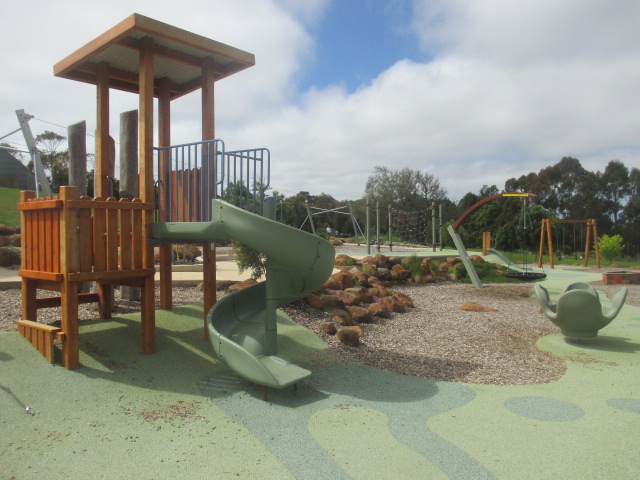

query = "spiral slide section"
[152, 199, 335, 390]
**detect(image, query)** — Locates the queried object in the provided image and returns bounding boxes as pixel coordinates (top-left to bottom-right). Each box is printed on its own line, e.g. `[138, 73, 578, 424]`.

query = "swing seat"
[534, 283, 627, 338]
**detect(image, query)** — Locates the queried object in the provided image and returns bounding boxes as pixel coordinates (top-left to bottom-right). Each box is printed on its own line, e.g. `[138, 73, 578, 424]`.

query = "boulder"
[304, 294, 345, 311]
[382, 295, 406, 313]
[470, 255, 485, 263]
[368, 302, 391, 318]
[344, 286, 372, 304]
[5, 234, 20, 247]
[347, 305, 372, 323]
[459, 301, 497, 312]
[317, 321, 337, 335]
[331, 238, 344, 246]
[336, 327, 360, 346]
[347, 325, 364, 337]
[0, 224, 19, 236]
[393, 291, 415, 308]
[334, 254, 357, 266]
[352, 271, 369, 287]
[324, 271, 354, 290]
[0, 246, 21, 267]
[376, 267, 392, 280]
[334, 290, 360, 306]
[228, 278, 258, 292]
[330, 309, 354, 326]
[390, 264, 410, 281]
[368, 286, 390, 298]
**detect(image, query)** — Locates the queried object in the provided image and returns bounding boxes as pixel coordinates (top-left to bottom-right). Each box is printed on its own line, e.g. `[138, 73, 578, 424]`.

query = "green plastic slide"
[152, 199, 335, 391]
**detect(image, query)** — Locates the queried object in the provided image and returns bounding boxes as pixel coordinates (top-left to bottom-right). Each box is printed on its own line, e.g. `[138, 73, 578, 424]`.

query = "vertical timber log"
[20, 191, 37, 322]
[201, 57, 216, 339]
[68, 121, 87, 197]
[60, 186, 80, 369]
[158, 79, 173, 309]
[68, 121, 88, 292]
[96, 63, 114, 316]
[138, 37, 156, 354]
[120, 110, 141, 301]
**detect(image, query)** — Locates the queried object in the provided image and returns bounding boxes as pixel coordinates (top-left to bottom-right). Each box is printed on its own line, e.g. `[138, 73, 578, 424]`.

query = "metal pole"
[439, 204, 443, 251]
[366, 196, 371, 255]
[432, 201, 436, 252]
[305, 199, 316, 235]
[16, 109, 52, 197]
[376, 201, 380, 252]
[388, 207, 393, 252]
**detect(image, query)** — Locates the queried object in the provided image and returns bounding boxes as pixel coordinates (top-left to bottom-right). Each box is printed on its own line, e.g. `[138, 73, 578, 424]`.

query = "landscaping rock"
[393, 291, 415, 308]
[7, 234, 21, 247]
[330, 309, 354, 326]
[0, 246, 20, 267]
[459, 301, 497, 312]
[334, 290, 360, 306]
[390, 264, 410, 281]
[324, 271, 354, 290]
[368, 302, 391, 318]
[337, 327, 360, 346]
[317, 321, 337, 335]
[344, 286, 372, 304]
[347, 305, 372, 323]
[228, 278, 258, 292]
[382, 295, 406, 313]
[334, 254, 356, 266]
[304, 293, 345, 311]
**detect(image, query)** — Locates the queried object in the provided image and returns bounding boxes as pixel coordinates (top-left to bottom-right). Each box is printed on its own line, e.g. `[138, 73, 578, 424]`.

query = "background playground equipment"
[534, 282, 627, 339]
[538, 218, 600, 268]
[448, 192, 540, 288]
[358, 198, 445, 255]
[299, 197, 362, 239]
[17, 14, 258, 369]
[152, 199, 334, 398]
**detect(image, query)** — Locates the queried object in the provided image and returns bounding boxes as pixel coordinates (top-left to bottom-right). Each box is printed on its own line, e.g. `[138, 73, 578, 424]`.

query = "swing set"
[537, 219, 600, 268]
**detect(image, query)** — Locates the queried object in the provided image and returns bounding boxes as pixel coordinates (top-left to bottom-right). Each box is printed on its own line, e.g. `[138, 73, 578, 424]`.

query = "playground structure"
[16, 14, 267, 369]
[447, 192, 539, 288]
[534, 282, 627, 338]
[538, 218, 600, 268]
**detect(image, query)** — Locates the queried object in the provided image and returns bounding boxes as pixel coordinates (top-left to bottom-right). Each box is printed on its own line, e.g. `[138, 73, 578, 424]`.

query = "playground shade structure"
[153, 199, 335, 391]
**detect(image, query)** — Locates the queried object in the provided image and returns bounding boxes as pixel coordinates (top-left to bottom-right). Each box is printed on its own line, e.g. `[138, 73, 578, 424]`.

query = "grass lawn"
[0, 187, 20, 227]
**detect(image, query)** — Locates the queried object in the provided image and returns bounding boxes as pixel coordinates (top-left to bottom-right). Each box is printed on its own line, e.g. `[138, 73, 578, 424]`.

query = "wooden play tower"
[17, 14, 255, 368]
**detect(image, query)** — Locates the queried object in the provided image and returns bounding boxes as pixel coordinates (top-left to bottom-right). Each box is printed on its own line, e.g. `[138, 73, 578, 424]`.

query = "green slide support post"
[152, 198, 335, 393]
[447, 225, 483, 289]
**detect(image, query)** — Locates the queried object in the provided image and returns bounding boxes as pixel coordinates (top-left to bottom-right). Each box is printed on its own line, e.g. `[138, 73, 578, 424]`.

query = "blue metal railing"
[220, 148, 271, 214]
[154, 140, 270, 221]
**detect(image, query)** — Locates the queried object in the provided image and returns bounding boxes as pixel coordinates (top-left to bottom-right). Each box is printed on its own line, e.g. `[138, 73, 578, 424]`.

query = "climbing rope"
[0, 383, 35, 415]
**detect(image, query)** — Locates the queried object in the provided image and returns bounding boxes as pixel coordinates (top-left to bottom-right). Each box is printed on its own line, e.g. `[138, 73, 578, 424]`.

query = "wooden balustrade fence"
[18, 186, 156, 369]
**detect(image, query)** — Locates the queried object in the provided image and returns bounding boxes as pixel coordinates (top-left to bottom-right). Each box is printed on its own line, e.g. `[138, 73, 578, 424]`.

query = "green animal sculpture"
[534, 282, 627, 338]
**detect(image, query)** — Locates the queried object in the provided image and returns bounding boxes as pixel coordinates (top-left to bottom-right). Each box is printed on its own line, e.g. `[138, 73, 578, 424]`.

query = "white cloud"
[1, 0, 638, 203]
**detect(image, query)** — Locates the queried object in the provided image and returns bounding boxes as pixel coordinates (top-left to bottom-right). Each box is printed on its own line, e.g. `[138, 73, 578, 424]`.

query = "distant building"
[0, 149, 36, 190]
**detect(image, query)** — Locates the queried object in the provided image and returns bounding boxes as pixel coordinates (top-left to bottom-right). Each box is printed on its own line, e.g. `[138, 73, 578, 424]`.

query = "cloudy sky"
[1, 0, 638, 201]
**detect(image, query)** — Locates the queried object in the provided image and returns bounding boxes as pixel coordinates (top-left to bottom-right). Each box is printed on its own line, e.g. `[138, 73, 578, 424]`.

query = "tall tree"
[365, 166, 447, 212]
[601, 160, 630, 227]
[35, 130, 69, 192]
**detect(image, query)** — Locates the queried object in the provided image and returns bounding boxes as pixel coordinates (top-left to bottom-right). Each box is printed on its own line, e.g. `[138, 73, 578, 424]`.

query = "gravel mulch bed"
[2, 277, 638, 387]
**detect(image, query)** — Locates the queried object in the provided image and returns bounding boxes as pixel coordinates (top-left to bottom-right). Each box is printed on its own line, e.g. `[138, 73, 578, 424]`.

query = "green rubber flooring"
[1, 267, 639, 479]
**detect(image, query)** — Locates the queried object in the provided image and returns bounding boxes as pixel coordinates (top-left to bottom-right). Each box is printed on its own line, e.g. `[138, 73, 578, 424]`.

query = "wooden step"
[16, 320, 64, 363]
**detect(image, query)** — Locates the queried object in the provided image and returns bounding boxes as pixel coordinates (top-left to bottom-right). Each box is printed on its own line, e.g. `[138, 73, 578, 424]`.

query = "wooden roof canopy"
[53, 13, 255, 99]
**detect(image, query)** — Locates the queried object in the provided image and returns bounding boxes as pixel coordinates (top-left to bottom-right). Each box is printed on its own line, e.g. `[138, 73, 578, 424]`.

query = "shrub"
[233, 240, 266, 279]
[598, 234, 624, 265]
[429, 260, 440, 275]
[403, 255, 422, 280]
